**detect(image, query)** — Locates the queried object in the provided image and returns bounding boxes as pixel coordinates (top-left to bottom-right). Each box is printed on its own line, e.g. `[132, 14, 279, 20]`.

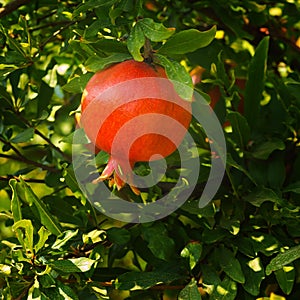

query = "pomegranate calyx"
[92, 157, 140, 196]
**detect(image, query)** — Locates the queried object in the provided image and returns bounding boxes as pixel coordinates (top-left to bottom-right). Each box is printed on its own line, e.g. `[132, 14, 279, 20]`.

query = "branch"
[0, 153, 59, 173]
[0, 0, 30, 18]
[9, 110, 71, 162]
[0, 176, 45, 183]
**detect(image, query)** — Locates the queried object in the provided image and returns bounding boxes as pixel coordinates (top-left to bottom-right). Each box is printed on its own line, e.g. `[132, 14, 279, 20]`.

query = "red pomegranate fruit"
[80, 59, 192, 193]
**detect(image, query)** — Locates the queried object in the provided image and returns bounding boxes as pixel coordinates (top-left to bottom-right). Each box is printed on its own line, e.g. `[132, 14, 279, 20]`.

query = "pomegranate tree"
[80, 59, 192, 193]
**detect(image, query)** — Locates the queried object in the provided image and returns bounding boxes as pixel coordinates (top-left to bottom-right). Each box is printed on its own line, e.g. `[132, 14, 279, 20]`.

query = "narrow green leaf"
[85, 53, 131, 72]
[244, 37, 269, 128]
[266, 245, 300, 275]
[0, 85, 13, 107]
[34, 227, 51, 254]
[275, 265, 295, 295]
[37, 81, 54, 117]
[62, 73, 93, 94]
[226, 154, 257, 185]
[52, 229, 79, 250]
[51, 258, 96, 273]
[63, 165, 80, 193]
[115, 271, 182, 290]
[11, 128, 34, 144]
[19, 178, 62, 236]
[155, 54, 193, 101]
[140, 18, 175, 42]
[178, 278, 202, 300]
[12, 219, 34, 257]
[181, 242, 202, 270]
[9, 179, 22, 222]
[159, 26, 216, 55]
[127, 23, 145, 62]
[217, 247, 245, 283]
[227, 111, 250, 148]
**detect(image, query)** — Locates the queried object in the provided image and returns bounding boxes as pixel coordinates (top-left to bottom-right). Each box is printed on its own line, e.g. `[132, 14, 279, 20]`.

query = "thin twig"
[34, 129, 71, 161]
[0, 153, 59, 173]
[10, 110, 71, 162]
[0, 176, 45, 183]
[0, 0, 30, 18]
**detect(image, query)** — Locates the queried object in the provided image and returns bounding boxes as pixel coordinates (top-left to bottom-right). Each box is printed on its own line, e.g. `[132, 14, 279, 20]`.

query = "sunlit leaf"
[159, 26, 216, 54]
[140, 18, 175, 42]
[127, 23, 145, 62]
[266, 245, 300, 275]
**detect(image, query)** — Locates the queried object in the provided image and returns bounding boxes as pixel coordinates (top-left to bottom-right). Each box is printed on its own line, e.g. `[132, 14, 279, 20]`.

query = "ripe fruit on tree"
[80, 59, 192, 194]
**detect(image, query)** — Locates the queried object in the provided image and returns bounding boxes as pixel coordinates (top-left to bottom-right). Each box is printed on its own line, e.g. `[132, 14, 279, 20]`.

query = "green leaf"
[244, 37, 269, 128]
[95, 150, 110, 165]
[51, 257, 96, 273]
[85, 53, 131, 72]
[52, 229, 79, 250]
[284, 181, 300, 194]
[142, 223, 175, 261]
[155, 54, 193, 101]
[275, 265, 295, 295]
[217, 247, 245, 283]
[62, 73, 93, 94]
[227, 112, 250, 148]
[61, 128, 90, 144]
[34, 227, 51, 253]
[181, 242, 202, 270]
[19, 178, 62, 236]
[57, 280, 79, 300]
[107, 228, 131, 245]
[37, 81, 54, 117]
[115, 271, 182, 290]
[244, 186, 282, 207]
[12, 219, 34, 257]
[0, 85, 13, 107]
[73, 0, 117, 17]
[178, 278, 202, 300]
[159, 26, 216, 55]
[82, 229, 106, 244]
[9, 179, 22, 222]
[251, 233, 280, 257]
[0, 264, 11, 275]
[11, 128, 34, 144]
[226, 154, 257, 185]
[240, 257, 265, 296]
[266, 245, 300, 275]
[63, 165, 80, 192]
[285, 79, 300, 99]
[211, 276, 237, 300]
[250, 138, 285, 160]
[89, 39, 128, 54]
[140, 18, 175, 42]
[127, 23, 145, 62]
[27, 277, 47, 300]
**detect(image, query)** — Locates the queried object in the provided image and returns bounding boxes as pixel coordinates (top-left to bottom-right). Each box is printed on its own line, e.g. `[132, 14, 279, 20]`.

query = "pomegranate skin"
[80, 59, 192, 192]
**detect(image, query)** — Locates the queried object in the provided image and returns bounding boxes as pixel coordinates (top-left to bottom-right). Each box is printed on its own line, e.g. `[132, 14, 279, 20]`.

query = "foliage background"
[0, 0, 300, 299]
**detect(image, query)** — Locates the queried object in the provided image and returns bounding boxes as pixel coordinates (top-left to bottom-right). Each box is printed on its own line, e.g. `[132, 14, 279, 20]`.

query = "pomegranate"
[80, 60, 192, 194]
